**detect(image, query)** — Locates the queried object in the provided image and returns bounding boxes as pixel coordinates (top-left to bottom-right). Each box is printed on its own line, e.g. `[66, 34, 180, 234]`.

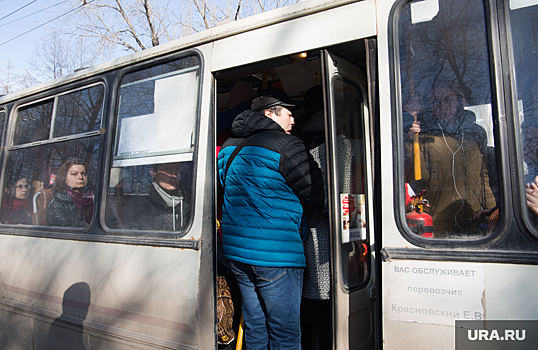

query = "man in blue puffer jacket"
[218, 88, 325, 350]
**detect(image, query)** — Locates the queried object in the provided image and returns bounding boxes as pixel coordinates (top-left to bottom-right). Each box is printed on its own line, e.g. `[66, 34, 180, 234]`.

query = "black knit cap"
[251, 88, 295, 111]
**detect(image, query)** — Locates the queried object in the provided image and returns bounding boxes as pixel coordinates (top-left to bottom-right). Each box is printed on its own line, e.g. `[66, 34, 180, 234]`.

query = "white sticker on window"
[153, 72, 197, 151]
[341, 194, 367, 242]
[411, 0, 439, 24]
[510, 0, 538, 10]
[115, 71, 198, 167]
[118, 113, 158, 157]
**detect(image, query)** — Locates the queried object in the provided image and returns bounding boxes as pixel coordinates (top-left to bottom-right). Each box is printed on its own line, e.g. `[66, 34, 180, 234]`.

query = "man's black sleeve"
[280, 137, 326, 211]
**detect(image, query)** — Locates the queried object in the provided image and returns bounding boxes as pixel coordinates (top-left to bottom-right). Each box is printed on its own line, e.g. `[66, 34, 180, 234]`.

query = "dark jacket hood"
[230, 109, 283, 138]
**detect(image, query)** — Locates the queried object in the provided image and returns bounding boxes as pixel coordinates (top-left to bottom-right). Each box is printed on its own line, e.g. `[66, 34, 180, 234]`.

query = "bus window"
[104, 56, 200, 234]
[508, 2, 538, 227]
[14, 99, 54, 145]
[54, 86, 104, 137]
[397, 0, 498, 239]
[333, 76, 369, 288]
[2, 85, 103, 227]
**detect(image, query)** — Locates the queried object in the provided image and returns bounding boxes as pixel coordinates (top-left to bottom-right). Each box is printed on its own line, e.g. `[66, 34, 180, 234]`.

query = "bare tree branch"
[141, 0, 159, 46]
[2, 0, 298, 92]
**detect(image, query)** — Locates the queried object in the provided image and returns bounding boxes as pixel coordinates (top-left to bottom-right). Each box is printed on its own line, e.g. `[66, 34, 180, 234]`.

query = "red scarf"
[5, 198, 30, 211]
[1, 198, 31, 224]
[67, 189, 94, 224]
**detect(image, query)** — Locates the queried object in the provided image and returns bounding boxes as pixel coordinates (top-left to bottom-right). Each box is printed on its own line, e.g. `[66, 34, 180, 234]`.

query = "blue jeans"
[230, 261, 304, 350]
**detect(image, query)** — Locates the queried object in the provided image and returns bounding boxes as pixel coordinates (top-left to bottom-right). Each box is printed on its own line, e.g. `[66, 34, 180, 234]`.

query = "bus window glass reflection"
[3, 139, 100, 227]
[105, 56, 199, 234]
[1, 85, 103, 228]
[397, 0, 499, 238]
[53, 85, 104, 137]
[332, 76, 369, 288]
[14, 100, 53, 145]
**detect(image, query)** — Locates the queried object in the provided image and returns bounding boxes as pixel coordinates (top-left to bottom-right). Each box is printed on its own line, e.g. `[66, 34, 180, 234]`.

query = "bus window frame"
[0, 77, 108, 234]
[0, 107, 6, 149]
[99, 49, 204, 240]
[501, 0, 538, 241]
[0, 107, 6, 185]
[0, 62, 202, 249]
[328, 72, 373, 292]
[388, 0, 510, 248]
[10, 82, 106, 150]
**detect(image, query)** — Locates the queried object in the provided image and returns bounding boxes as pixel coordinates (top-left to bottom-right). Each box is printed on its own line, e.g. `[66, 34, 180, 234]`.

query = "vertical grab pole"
[235, 314, 245, 350]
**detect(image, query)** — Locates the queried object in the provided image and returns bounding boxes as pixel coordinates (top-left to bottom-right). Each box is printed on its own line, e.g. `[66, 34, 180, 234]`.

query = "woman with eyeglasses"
[47, 159, 94, 228]
[1, 176, 33, 224]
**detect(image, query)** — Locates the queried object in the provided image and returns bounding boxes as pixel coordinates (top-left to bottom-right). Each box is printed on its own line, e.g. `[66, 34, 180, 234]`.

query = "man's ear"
[149, 168, 156, 179]
[264, 109, 274, 118]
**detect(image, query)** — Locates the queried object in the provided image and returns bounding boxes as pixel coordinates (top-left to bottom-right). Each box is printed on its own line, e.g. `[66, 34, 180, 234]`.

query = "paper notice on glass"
[117, 114, 158, 156]
[341, 194, 366, 243]
[116, 71, 198, 159]
[411, 0, 439, 24]
[153, 72, 197, 153]
[510, 0, 538, 10]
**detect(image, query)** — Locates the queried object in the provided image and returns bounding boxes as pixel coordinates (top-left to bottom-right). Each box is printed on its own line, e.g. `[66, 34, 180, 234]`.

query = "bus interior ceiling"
[215, 40, 367, 116]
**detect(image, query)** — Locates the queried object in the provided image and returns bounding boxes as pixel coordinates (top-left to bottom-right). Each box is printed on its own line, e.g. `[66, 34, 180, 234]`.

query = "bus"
[0, 0, 537, 348]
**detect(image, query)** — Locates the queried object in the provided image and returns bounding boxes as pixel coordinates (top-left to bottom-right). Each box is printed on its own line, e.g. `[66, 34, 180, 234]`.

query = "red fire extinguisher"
[406, 194, 434, 238]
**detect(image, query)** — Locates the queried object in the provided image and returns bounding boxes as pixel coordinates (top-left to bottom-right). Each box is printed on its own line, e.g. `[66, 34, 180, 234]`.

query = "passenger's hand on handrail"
[408, 120, 421, 139]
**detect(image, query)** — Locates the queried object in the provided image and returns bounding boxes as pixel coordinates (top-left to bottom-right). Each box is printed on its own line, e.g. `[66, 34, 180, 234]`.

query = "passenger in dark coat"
[47, 160, 94, 228]
[404, 86, 495, 236]
[123, 162, 191, 232]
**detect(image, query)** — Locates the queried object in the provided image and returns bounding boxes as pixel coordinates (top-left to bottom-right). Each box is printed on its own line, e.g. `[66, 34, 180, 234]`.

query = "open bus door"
[323, 44, 378, 350]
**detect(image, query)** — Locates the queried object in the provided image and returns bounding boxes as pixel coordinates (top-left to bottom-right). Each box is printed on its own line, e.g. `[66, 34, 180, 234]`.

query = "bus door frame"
[322, 38, 379, 350]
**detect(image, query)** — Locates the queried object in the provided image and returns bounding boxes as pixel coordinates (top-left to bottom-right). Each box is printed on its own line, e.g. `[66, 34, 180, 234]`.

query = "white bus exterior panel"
[382, 259, 538, 349]
[375, 0, 413, 249]
[0, 235, 201, 347]
[382, 317, 454, 350]
[0, 41, 214, 350]
[0, 309, 33, 349]
[483, 263, 538, 320]
[32, 318, 91, 350]
[211, 0, 377, 72]
[382, 259, 484, 350]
